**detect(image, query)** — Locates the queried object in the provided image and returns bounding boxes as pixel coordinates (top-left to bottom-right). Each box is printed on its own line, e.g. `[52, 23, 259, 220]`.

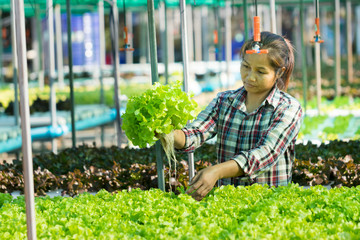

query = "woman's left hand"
[186, 166, 219, 201]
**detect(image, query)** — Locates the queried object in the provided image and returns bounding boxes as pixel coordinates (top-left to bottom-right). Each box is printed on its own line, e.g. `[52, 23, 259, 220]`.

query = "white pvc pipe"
[276, 6, 282, 35]
[186, 5, 194, 62]
[346, 0, 353, 83]
[334, 0, 341, 97]
[270, 0, 276, 33]
[31, 16, 38, 80]
[356, 6, 360, 56]
[315, 43, 321, 115]
[55, 4, 64, 89]
[194, 7, 202, 62]
[47, 0, 57, 154]
[225, 1, 232, 89]
[14, 0, 37, 238]
[167, 8, 175, 63]
[98, 0, 106, 146]
[112, 0, 122, 147]
[10, 0, 19, 126]
[126, 11, 133, 64]
[179, 0, 195, 181]
[99, 0, 106, 71]
[159, 1, 168, 83]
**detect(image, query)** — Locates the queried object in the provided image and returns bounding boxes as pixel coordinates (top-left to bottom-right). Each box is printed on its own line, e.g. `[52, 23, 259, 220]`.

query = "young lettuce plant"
[122, 81, 199, 168]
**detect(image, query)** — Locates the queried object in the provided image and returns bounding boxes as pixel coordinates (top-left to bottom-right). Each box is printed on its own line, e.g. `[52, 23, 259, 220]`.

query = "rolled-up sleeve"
[232, 103, 303, 179]
[180, 94, 222, 152]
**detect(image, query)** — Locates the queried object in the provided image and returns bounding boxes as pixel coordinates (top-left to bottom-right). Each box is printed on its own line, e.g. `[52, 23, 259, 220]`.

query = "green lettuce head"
[122, 81, 199, 148]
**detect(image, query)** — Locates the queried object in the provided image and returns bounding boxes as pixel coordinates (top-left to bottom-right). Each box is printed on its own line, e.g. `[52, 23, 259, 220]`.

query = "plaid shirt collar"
[227, 85, 281, 113]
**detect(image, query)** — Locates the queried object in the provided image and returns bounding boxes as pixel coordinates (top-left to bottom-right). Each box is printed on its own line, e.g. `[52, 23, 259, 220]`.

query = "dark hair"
[239, 31, 295, 91]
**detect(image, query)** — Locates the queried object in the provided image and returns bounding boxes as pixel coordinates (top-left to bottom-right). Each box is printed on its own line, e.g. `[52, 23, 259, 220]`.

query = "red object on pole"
[246, 16, 268, 54]
[310, 17, 324, 43]
[213, 29, 218, 44]
[120, 27, 134, 51]
[253, 16, 261, 42]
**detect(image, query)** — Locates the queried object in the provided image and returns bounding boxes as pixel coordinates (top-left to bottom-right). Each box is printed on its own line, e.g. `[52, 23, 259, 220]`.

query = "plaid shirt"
[181, 86, 303, 187]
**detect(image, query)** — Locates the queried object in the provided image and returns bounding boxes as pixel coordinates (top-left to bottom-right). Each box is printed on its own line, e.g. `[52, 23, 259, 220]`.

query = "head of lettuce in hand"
[122, 81, 199, 162]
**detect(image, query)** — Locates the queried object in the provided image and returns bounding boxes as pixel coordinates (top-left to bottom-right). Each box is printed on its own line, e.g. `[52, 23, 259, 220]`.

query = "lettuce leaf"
[122, 81, 198, 148]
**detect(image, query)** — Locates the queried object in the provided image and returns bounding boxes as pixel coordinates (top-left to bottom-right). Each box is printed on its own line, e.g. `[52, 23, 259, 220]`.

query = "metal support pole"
[35, 5, 44, 89]
[187, 5, 194, 62]
[48, 0, 58, 154]
[315, 43, 322, 115]
[201, 6, 209, 61]
[166, 8, 175, 63]
[55, 4, 64, 89]
[167, 8, 175, 63]
[14, 0, 37, 238]
[159, 1, 169, 84]
[148, 0, 165, 192]
[276, 6, 282, 35]
[346, 0, 353, 84]
[98, 0, 106, 146]
[216, 7, 222, 63]
[194, 7, 202, 62]
[180, 0, 195, 181]
[11, 0, 19, 128]
[125, 11, 133, 64]
[111, 0, 122, 147]
[225, 1, 232, 89]
[31, 13, 38, 80]
[215, 7, 222, 83]
[243, 0, 248, 41]
[0, 10, 3, 83]
[270, 0, 276, 33]
[66, 0, 76, 147]
[139, 13, 147, 64]
[300, 0, 308, 113]
[334, 0, 341, 97]
[356, 6, 360, 57]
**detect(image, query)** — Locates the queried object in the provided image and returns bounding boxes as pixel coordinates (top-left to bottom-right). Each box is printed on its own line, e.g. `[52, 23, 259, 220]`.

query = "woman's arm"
[178, 93, 223, 152]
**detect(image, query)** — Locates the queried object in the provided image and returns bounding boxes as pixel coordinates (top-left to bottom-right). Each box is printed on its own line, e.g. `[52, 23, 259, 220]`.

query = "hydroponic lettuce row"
[0, 184, 359, 239]
[1, 140, 360, 197]
[122, 81, 199, 148]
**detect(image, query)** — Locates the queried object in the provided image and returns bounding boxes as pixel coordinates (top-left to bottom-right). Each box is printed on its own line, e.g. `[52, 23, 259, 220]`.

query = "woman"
[174, 32, 303, 201]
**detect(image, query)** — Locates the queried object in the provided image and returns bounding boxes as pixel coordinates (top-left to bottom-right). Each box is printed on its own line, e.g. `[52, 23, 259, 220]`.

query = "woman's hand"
[185, 160, 245, 201]
[185, 166, 219, 201]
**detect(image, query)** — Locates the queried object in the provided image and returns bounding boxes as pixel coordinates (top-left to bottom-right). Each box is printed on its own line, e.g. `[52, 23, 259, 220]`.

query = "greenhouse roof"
[0, 0, 354, 17]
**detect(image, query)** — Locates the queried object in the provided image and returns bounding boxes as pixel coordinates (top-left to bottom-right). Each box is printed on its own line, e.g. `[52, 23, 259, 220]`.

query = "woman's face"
[240, 53, 278, 96]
